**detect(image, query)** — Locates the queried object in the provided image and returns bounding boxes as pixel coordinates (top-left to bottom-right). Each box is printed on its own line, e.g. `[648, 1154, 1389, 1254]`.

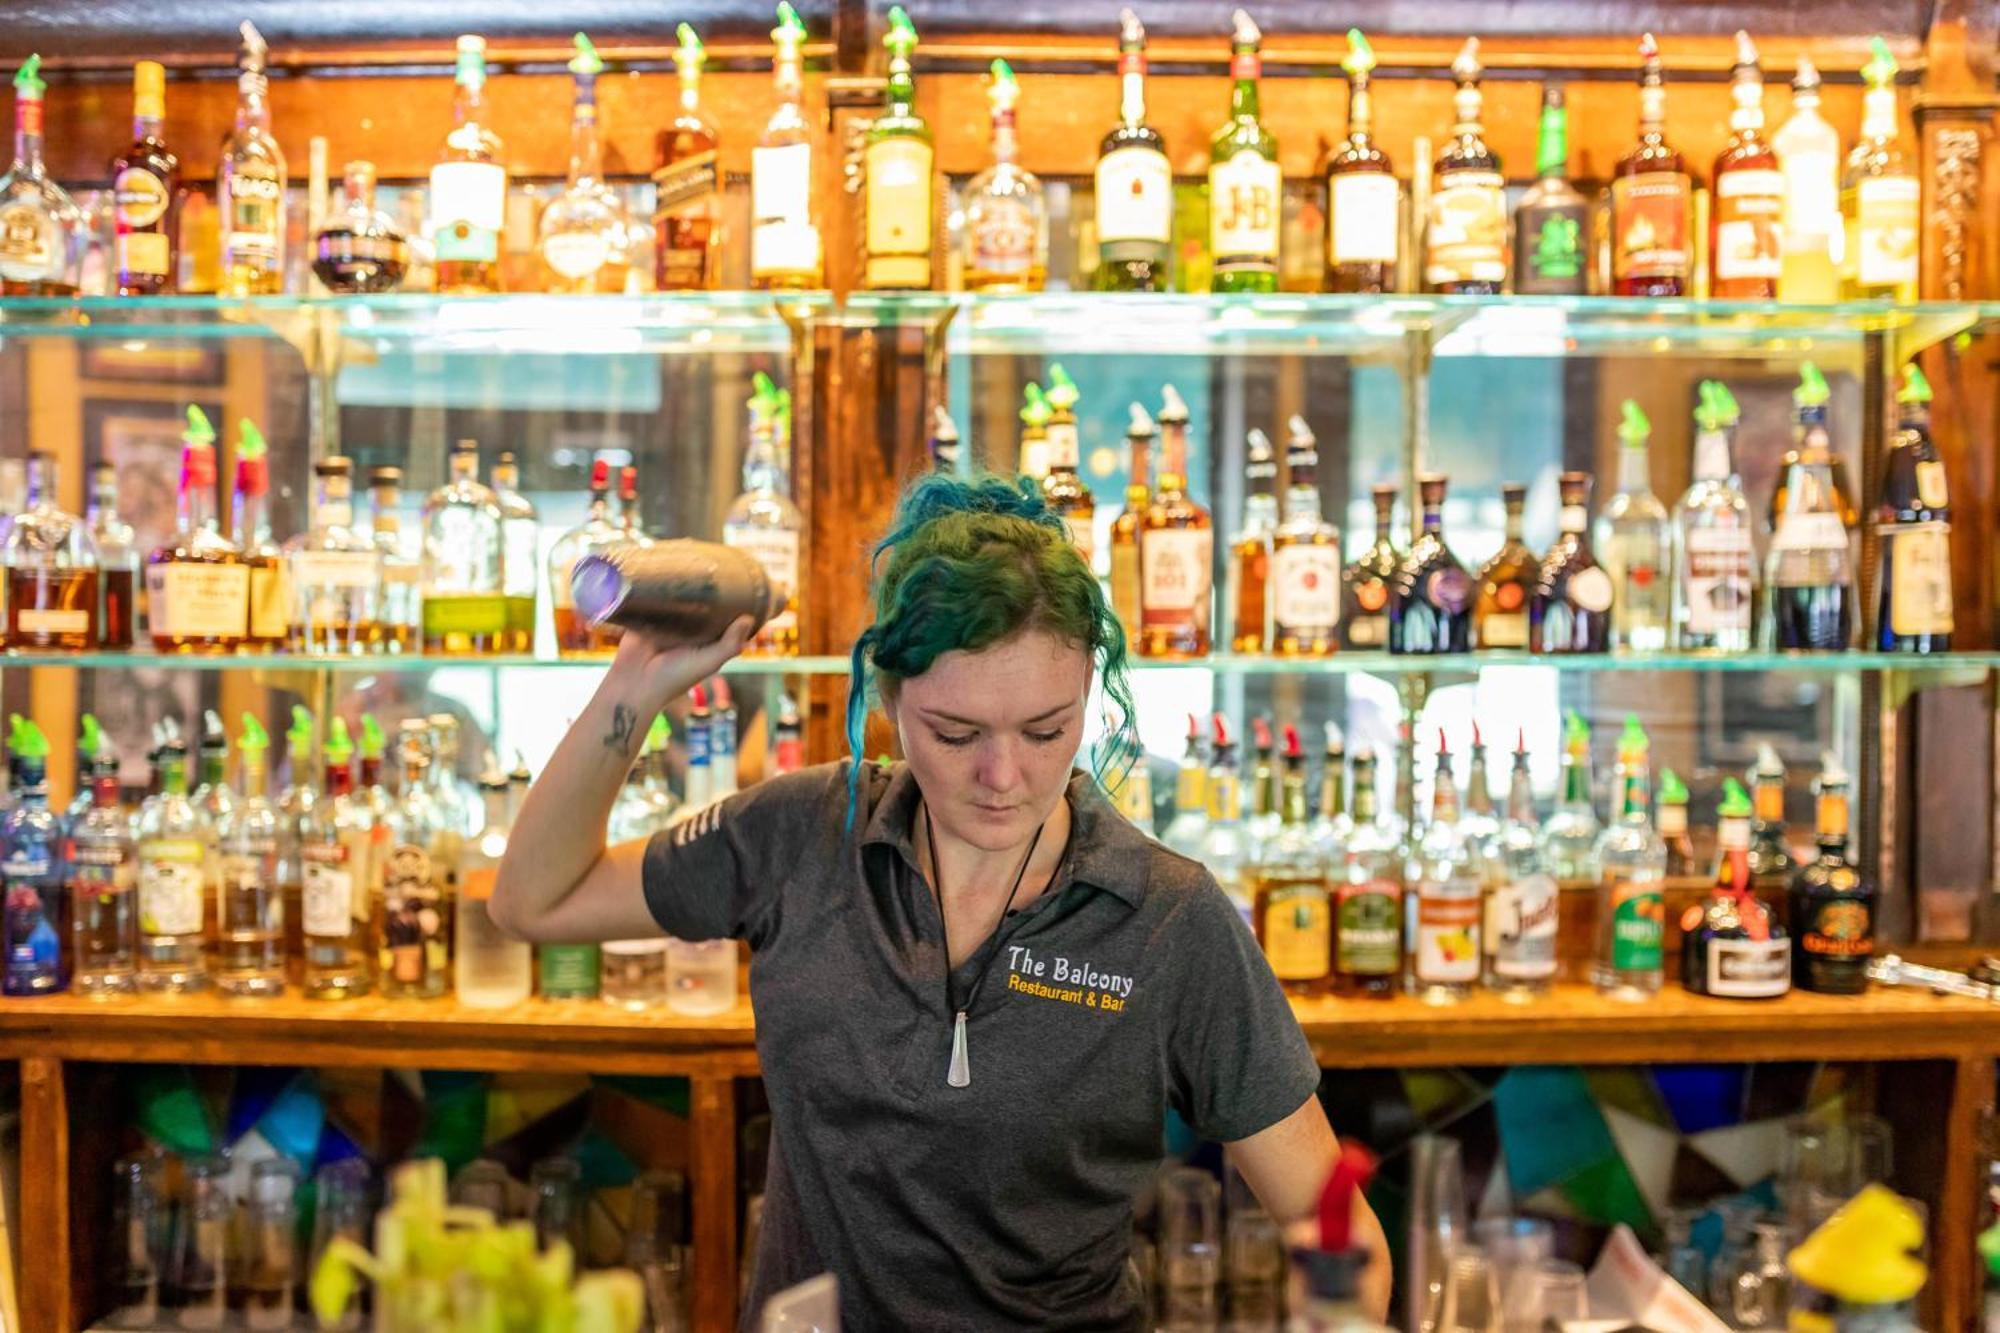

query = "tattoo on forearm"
[603, 704, 638, 753]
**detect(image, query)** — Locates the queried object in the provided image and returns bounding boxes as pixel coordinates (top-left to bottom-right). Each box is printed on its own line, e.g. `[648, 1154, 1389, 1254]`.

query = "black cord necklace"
[923, 805, 1045, 1089]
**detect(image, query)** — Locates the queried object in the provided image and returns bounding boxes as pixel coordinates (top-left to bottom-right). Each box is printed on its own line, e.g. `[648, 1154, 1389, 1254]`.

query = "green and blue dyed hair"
[846, 471, 1141, 820]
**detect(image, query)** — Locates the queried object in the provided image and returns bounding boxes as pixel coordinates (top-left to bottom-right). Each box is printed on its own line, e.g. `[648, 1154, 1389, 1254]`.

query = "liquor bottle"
[1208, 10, 1280, 294]
[66, 713, 111, 828]
[368, 467, 420, 653]
[724, 374, 804, 657]
[1541, 711, 1600, 882]
[1789, 753, 1873, 994]
[1325, 29, 1398, 294]
[1041, 365, 1095, 564]
[275, 707, 314, 972]
[218, 24, 286, 297]
[191, 713, 236, 956]
[286, 457, 379, 654]
[1408, 732, 1482, 1004]
[711, 679, 740, 798]
[1017, 382, 1050, 481]
[1530, 471, 1612, 655]
[137, 733, 206, 992]
[1840, 39, 1918, 302]
[457, 763, 530, 1008]
[421, 439, 507, 655]
[426, 714, 479, 843]
[1228, 429, 1278, 653]
[964, 59, 1047, 292]
[311, 161, 409, 293]
[1138, 386, 1214, 658]
[1592, 717, 1666, 999]
[1160, 715, 1209, 862]
[1109, 745, 1153, 837]
[1475, 482, 1536, 650]
[147, 408, 249, 655]
[1246, 717, 1280, 857]
[1270, 417, 1341, 656]
[1774, 57, 1841, 303]
[1746, 742, 1793, 901]
[432, 35, 506, 294]
[233, 419, 287, 652]
[1874, 365, 1952, 652]
[1513, 86, 1589, 295]
[1599, 401, 1671, 652]
[0, 56, 81, 296]
[929, 404, 961, 475]
[1710, 32, 1783, 300]
[1342, 485, 1399, 650]
[1487, 732, 1557, 998]
[1610, 35, 1693, 297]
[863, 8, 934, 291]
[1251, 726, 1332, 995]
[111, 61, 179, 295]
[751, 3, 823, 290]
[537, 34, 632, 295]
[548, 461, 620, 656]
[1424, 39, 1506, 295]
[654, 24, 721, 292]
[1672, 381, 1756, 652]
[1334, 748, 1400, 998]
[1657, 769, 1698, 879]
[378, 723, 450, 999]
[1460, 725, 1501, 853]
[1095, 9, 1172, 292]
[1109, 403, 1155, 643]
[68, 728, 137, 997]
[1766, 363, 1854, 651]
[214, 715, 282, 998]
[2, 721, 62, 994]
[490, 452, 539, 654]
[1200, 715, 1249, 920]
[684, 687, 714, 812]
[86, 463, 138, 649]
[1310, 724, 1349, 857]
[6, 449, 99, 651]
[1389, 475, 1473, 654]
[1682, 780, 1790, 999]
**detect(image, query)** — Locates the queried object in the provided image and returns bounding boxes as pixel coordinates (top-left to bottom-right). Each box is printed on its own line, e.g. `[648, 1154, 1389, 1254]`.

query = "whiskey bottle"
[1487, 733, 1557, 998]
[367, 467, 420, 653]
[1227, 428, 1277, 653]
[1746, 742, 1794, 900]
[1424, 39, 1506, 294]
[1199, 715, 1249, 920]
[86, 463, 138, 649]
[1672, 381, 1756, 652]
[1611, 35, 1692, 297]
[1474, 482, 1536, 650]
[1840, 39, 1918, 302]
[1657, 769, 1698, 879]
[1325, 29, 1398, 294]
[1094, 9, 1173, 292]
[1599, 401, 1671, 652]
[1530, 471, 1611, 655]
[147, 408, 249, 655]
[1271, 416, 1340, 657]
[1334, 748, 1400, 998]
[724, 373, 804, 657]
[214, 715, 282, 998]
[110, 61, 179, 295]
[285, 457, 379, 655]
[964, 59, 1047, 293]
[1408, 731, 1482, 1004]
[1388, 474, 1472, 655]
[378, 723, 450, 999]
[1711, 32, 1783, 300]
[233, 419, 287, 652]
[456, 763, 530, 1008]
[1017, 382, 1050, 480]
[68, 728, 137, 997]
[549, 459, 622, 656]
[312, 160, 408, 294]
[1682, 779, 1790, 999]
[751, 3, 823, 290]
[1041, 365, 1095, 564]
[421, 439, 507, 655]
[218, 24, 286, 297]
[0, 55, 84, 295]
[1766, 363, 1854, 651]
[1341, 484, 1398, 650]
[1591, 717, 1666, 999]
[1874, 364, 1952, 652]
[431, 35, 507, 294]
[300, 716, 371, 999]
[490, 452, 540, 654]
[1109, 403, 1155, 644]
[654, 24, 721, 291]
[1789, 753, 1873, 994]
[1512, 86, 1588, 295]
[1540, 710, 1600, 883]
[1159, 714, 1209, 862]
[537, 34, 633, 294]
[1207, 9, 1280, 294]
[1137, 385, 1214, 659]
[1774, 58, 1841, 303]
[6, 449, 99, 651]
[1250, 725, 1332, 996]
[863, 8, 935, 291]
[137, 734, 206, 993]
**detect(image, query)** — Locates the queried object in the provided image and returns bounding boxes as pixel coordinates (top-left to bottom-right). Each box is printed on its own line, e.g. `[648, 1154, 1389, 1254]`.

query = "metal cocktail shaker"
[569, 540, 780, 644]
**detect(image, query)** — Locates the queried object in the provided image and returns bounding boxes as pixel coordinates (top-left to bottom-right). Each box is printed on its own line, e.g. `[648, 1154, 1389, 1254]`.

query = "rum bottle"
[1599, 401, 1670, 652]
[862, 8, 934, 291]
[1540, 711, 1600, 883]
[110, 61, 179, 295]
[723, 373, 804, 657]
[68, 729, 137, 996]
[1159, 714, 1209, 862]
[654, 24, 721, 291]
[218, 24, 285, 296]
[1207, 9, 1280, 294]
[1325, 29, 1398, 294]
[1874, 364, 1952, 652]
[1270, 415, 1339, 657]
[1334, 748, 1400, 997]
[1424, 39, 1506, 294]
[137, 734, 206, 992]
[1591, 717, 1666, 999]
[1487, 732, 1557, 998]
[214, 715, 282, 997]
[286, 457, 379, 655]
[147, 408, 249, 655]
[751, 3, 823, 290]
[431, 35, 506, 294]
[311, 160, 408, 293]
[1249, 725, 1332, 996]
[233, 419, 287, 652]
[549, 459, 622, 657]
[1766, 363, 1854, 651]
[1774, 57, 1841, 303]
[1610, 35, 1692, 297]
[1041, 365, 1094, 564]
[1840, 38, 1918, 302]
[1109, 403, 1155, 643]
[1530, 471, 1612, 655]
[1672, 381, 1756, 652]
[1342, 485, 1398, 649]
[537, 34, 632, 294]
[368, 467, 420, 653]
[86, 463, 138, 649]
[1228, 428, 1277, 653]
[6, 449, 99, 651]
[1789, 752, 1873, 994]
[963, 59, 1047, 293]
[1094, 9, 1172, 292]
[1408, 731, 1482, 1004]
[1711, 32, 1783, 300]
[1747, 742, 1794, 901]
[1137, 385, 1213, 658]
[2, 721, 62, 994]
[420, 438, 507, 655]
[1682, 779, 1790, 999]
[1388, 474, 1472, 655]
[378, 724, 450, 999]
[1513, 86, 1588, 295]
[491, 451, 540, 654]
[1474, 482, 1536, 650]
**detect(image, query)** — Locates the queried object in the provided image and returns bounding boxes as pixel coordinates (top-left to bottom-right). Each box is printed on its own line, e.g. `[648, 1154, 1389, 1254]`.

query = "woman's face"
[884, 629, 1092, 854]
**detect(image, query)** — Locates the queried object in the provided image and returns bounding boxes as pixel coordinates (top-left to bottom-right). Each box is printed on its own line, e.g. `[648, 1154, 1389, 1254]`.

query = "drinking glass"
[1158, 1166, 1221, 1331]
[451, 1157, 513, 1220]
[1407, 1136, 1467, 1333]
[1529, 1259, 1589, 1327]
[628, 1168, 690, 1333]
[1658, 1207, 1706, 1302]
[1440, 1246, 1500, 1333]
[171, 1154, 232, 1330]
[244, 1158, 302, 1330]
[1226, 1205, 1284, 1330]
[108, 1152, 166, 1329]
[531, 1157, 585, 1257]
[311, 1160, 372, 1331]
[1474, 1216, 1554, 1332]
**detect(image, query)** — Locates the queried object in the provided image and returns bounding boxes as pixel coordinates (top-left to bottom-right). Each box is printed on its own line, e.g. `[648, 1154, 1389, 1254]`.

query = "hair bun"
[879, 473, 1065, 550]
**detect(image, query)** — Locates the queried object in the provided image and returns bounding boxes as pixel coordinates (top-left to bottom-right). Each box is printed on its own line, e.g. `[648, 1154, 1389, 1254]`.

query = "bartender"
[495, 473, 1391, 1329]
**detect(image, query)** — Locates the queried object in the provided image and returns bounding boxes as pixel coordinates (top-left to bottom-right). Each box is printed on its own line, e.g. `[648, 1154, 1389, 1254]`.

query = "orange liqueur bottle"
[147, 407, 249, 654]
[1610, 34, 1693, 297]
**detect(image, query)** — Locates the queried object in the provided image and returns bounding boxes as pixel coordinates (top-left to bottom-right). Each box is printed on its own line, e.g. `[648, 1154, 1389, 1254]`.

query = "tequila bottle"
[431, 35, 506, 294]
[863, 8, 935, 291]
[6, 449, 99, 651]
[1388, 474, 1472, 655]
[1041, 365, 1095, 564]
[1199, 715, 1249, 921]
[111, 60, 179, 295]
[1711, 32, 1783, 300]
[1325, 30, 1398, 294]
[421, 439, 507, 655]
[1747, 743, 1793, 900]
[2, 721, 62, 994]
[1137, 386, 1214, 658]
[68, 730, 137, 997]
[549, 459, 622, 656]
[214, 715, 282, 997]
[218, 24, 286, 296]
[1271, 415, 1340, 657]
[87, 463, 139, 649]
[233, 419, 287, 651]
[1160, 714, 1209, 862]
[1513, 86, 1588, 295]
[147, 408, 249, 655]
[1474, 482, 1536, 650]
[1592, 717, 1666, 999]
[1109, 403, 1155, 644]
[1789, 753, 1873, 994]
[312, 160, 408, 293]
[1610, 35, 1692, 297]
[368, 466, 420, 653]
[1250, 726, 1332, 996]
[1334, 748, 1400, 997]
[0, 56, 82, 296]
[1408, 732, 1482, 1004]
[1658, 769, 1698, 878]
[1672, 380, 1756, 652]
[1874, 365, 1953, 652]
[457, 765, 530, 1008]
[1094, 9, 1172, 292]
[1540, 711, 1600, 882]
[137, 735, 206, 992]
[1425, 39, 1506, 294]
[1766, 363, 1853, 651]
[1774, 57, 1841, 303]
[724, 373, 804, 657]
[1487, 733, 1557, 998]
[1531, 471, 1611, 655]
[1599, 401, 1671, 652]
[1208, 9, 1280, 294]
[1018, 382, 1050, 480]
[964, 59, 1046, 292]
[537, 34, 633, 295]
[654, 24, 721, 291]
[286, 457, 379, 655]
[1840, 38, 1918, 302]
[1342, 484, 1398, 650]
[378, 723, 450, 999]
[490, 451, 540, 654]
[1682, 780, 1790, 1000]
[751, 3, 822, 290]
[1227, 429, 1277, 653]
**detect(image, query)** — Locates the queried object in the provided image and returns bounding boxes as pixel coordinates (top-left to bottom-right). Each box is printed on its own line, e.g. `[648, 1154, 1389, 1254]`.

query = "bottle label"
[1329, 173, 1399, 265]
[1611, 172, 1692, 281]
[1566, 566, 1614, 614]
[302, 843, 357, 937]
[1063, 515, 1095, 570]
[1521, 204, 1587, 285]
[430, 161, 506, 263]
[223, 172, 284, 262]
[1713, 168, 1784, 280]
[542, 231, 612, 282]
[1780, 150, 1841, 247]
[71, 845, 135, 904]
[138, 838, 205, 935]
[1209, 151, 1281, 273]
[1140, 528, 1214, 622]
[1799, 895, 1873, 959]
[1607, 880, 1664, 971]
[1414, 883, 1480, 982]
[0, 201, 60, 280]
[865, 139, 935, 260]
[1272, 544, 1340, 633]
[1423, 171, 1507, 285]
[1260, 881, 1332, 981]
[1096, 146, 1174, 246]
[1045, 422, 1080, 470]
[1347, 574, 1390, 645]
[1479, 609, 1528, 649]
[1855, 177, 1919, 287]
[249, 564, 289, 640]
[1885, 521, 1955, 636]
[114, 165, 172, 228]
[1110, 543, 1141, 634]
[1347, 611, 1388, 647]
[1706, 936, 1791, 998]
[1682, 527, 1755, 636]
[421, 592, 507, 637]
[146, 561, 250, 639]
[1487, 872, 1558, 978]
[653, 149, 719, 218]
[970, 194, 1039, 278]
[379, 843, 445, 984]
[3, 852, 50, 882]
[1657, 804, 1688, 837]
[1916, 460, 1949, 510]
[722, 523, 800, 640]
[1770, 510, 1850, 554]
[16, 607, 89, 636]
[115, 231, 171, 279]
[1336, 880, 1400, 975]
[753, 143, 813, 225]
[752, 223, 821, 280]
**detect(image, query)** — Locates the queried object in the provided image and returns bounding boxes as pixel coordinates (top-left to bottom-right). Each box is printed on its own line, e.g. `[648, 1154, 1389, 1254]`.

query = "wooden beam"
[19, 1056, 73, 1333]
[689, 1074, 741, 1332]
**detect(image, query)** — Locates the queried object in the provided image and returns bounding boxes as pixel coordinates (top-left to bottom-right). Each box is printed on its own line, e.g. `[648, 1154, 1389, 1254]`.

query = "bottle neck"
[235, 473, 270, 544]
[1229, 49, 1262, 122]
[1815, 789, 1850, 851]
[159, 757, 188, 796]
[775, 42, 804, 106]
[1638, 82, 1666, 139]
[1281, 768, 1309, 825]
[358, 755, 382, 789]
[1373, 499, 1395, 542]
[1861, 84, 1898, 144]
[1693, 428, 1734, 482]
[13, 94, 43, 174]
[1715, 814, 1752, 888]
[1118, 48, 1147, 127]
[1464, 752, 1493, 816]
[1619, 761, 1652, 821]
[1348, 76, 1373, 141]
[990, 104, 1017, 166]
[1560, 749, 1593, 809]
[133, 112, 163, 144]
[239, 760, 267, 801]
[1535, 102, 1568, 180]
[93, 772, 121, 807]
[678, 67, 702, 117]
[1420, 499, 1444, 535]
[1351, 769, 1378, 824]
[237, 76, 270, 133]
[1207, 762, 1240, 823]
[1506, 762, 1535, 824]
[314, 484, 353, 531]
[323, 760, 353, 798]
[1429, 762, 1461, 826]
[1452, 83, 1483, 139]
[1319, 755, 1345, 820]
[1503, 502, 1524, 543]
[568, 76, 603, 186]
[180, 446, 219, 534]
[483, 788, 509, 831]
[1617, 442, 1652, 494]
[1158, 419, 1189, 493]
[885, 56, 916, 116]
[745, 424, 790, 493]
[453, 72, 488, 135]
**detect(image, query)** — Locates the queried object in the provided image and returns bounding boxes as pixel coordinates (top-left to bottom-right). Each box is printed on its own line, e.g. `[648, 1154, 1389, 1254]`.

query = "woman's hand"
[606, 615, 759, 710]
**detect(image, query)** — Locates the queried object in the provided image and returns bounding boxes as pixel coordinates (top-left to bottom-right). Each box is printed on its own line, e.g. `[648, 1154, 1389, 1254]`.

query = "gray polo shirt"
[643, 760, 1319, 1332]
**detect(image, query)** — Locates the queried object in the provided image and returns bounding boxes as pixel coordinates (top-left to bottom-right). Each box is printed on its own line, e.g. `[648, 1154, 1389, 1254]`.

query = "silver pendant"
[946, 1010, 970, 1087]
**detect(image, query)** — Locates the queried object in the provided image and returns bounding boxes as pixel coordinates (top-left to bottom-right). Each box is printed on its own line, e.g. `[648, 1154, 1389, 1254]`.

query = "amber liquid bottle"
[654, 24, 721, 291]
[1270, 416, 1340, 657]
[147, 410, 249, 654]
[86, 463, 138, 648]
[1475, 482, 1537, 650]
[1529, 471, 1612, 654]
[1610, 34, 1693, 297]
[1109, 404, 1155, 646]
[1324, 28, 1398, 294]
[110, 61, 179, 295]
[5, 451, 99, 651]
[1342, 484, 1399, 650]
[1137, 387, 1213, 659]
[1228, 428, 1277, 653]
[1711, 31, 1782, 300]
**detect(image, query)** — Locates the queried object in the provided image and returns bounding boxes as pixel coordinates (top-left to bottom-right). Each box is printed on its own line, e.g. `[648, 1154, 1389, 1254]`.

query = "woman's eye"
[1026, 728, 1066, 745]
[935, 731, 976, 748]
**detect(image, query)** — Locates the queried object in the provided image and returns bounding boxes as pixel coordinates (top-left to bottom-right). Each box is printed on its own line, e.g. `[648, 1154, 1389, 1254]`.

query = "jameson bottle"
[1094, 9, 1173, 292]
[1610, 34, 1692, 297]
[1682, 780, 1790, 1000]
[1874, 364, 1953, 652]
[1711, 31, 1783, 300]
[1789, 754, 1873, 994]
[1512, 86, 1588, 295]
[1137, 386, 1214, 659]
[1475, 482, 1536, 650]
[1591, 717, 1666, 999]
[1388, 474, 1472, 655]
[1334, 749, 1400, 997]
[1207, 9, 1280, 294]
[1324, 29, 1398, 294]
[861, 8, 934, 291]
[1341, 485, 1398, 650]
[1425, 39, 1506, 295]
[1530, 472, 1612, 654]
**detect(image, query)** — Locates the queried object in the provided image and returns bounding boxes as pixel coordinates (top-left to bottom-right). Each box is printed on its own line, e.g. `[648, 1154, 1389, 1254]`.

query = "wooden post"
[20, 1056, 73, 1333]
[689, 1072, 741, 1332]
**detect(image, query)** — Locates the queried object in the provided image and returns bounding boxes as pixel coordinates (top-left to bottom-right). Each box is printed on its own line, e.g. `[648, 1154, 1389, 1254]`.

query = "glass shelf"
[0, 650, 852, 675]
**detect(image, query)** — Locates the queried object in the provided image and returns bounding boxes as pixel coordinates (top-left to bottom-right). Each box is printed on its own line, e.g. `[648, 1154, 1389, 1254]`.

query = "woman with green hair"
[495, 473, 1388, 1328]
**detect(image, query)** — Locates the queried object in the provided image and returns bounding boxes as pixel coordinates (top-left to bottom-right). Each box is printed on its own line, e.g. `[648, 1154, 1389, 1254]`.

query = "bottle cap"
[288, 705, 314, 756]
[1659, 768, 1689, 804]
[1564, 709, 1589, 747]
[134, 60, 165, 105]
[1861, 35, 1898, 88]
[1898, 363, 1932, 405]
[202, 709, 226, 749]
[1230, 8, 1260, 47]
[1158, 384, 1189, 424]
[240, 21, 269, 75]
[239, 712, 269, 758]
[185, 405, 216, 448]
[324, 716, 354, 764]
[1619, 714, 1648, 758]
[1045, 364, 1078, 412]
[674, 24, 705, 75]
[1252, 716, 1273, 752]
[12, 55, 43, 100]
[1342, 29, 1376, 79]
[1795, 361, 1830, 408]
[884, 6, 918, 59]
[360, 714, 386, 760]
[237, 418, 268, 459]
[1245, 428, 1273, 466]
[929, 403, 960, 445]
[1793, 54, 1821, 93]
[1286, 414, 1317, 451]
[569, 33, 603, 78]
[1618, 399, 1650, 445]
[1127, 402, 1156, 437]
[1754, 740, 1785, 777]
[1451, 36, 1481, 83]
[1323, 721, 1344, 752]
[1211, 712, 1230, 750]
[773, 2, 806, 46]
[13, 718, 46, 760]
[988, 58, 1018, 111]
[1282, 724, 1302, 761]
[79, 713, 102, 760]
[1733, 30, 1758, 71]
[1019, 382, 1050, 429]
[1719, 777, 1751, 818]
[1817, 750, 1850, 786]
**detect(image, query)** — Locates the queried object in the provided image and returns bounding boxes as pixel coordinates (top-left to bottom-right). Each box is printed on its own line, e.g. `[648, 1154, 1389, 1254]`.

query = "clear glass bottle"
[1610, 34, 1692, 297]
[1531, 471, 1612, 654]
[1598, 401, 1671, 652]
[301, 717, 371, 999]
[1160, 715, 1210, 862]
[1840, 38, 1919, 302]
[489, 451, 540, 654]
[1766, 363, 1854, 651]
[1109, 405, 1154, 643]
[1658, 769, 1698, 878]
[147, 407, 249, 654]
[1335, 749, 1402, 998]
[368, 466, 421, 654]
[111, 60, 179, 295]
[1425, 39, 1506, 294]
[1487, 734, 1557, 998]
[537, 33, 633, 294]
[1325, 29, 1399, 294]
[1730, 1222, 1792, 1328]
[6, 448, 100, 651]
[751, 3, 823, 290]
[1513, 86, 1589, 295]
[1271, 415, 1341, 657]
[1774, 57, 1841, 303]
[654, 24, 721, 291]
[232, 419, 287, 651]
[1310, 725, 1348, 858]
[1673, 380, 1756, 652]
[1342, 485, 1399, 650]
[275, 711, 316, 985]
[1540, 711, 1600, 883]
[1682, 779, 1790, 1000]
[1592, 716, 1666, 999]
[69, 731, 137, 997]
[421, 438, 507, 655]
[1199, 715, 1249, 922]
[243, 1159, 301, 1330]
[1711, 32, 1783, 300]
[286, 456, 380, 654]
[532, 1157, 586, 1256]
[427, 714, 479, 842]
[1408, 732, 1482, 1004]
[964, 59, 1047, 292]
[1040, 365, 1095, 566]
[67, 711, 111, 828]
[603, 937, 668, 1011]
[1208, 9, 1280, 294]
[1389, 474, 1473, 655]
[1094, 9, 1172, 293]
[378, 723, 450, 999]
[549, 458, 622, 656]
[311, 160, 408, 294]
[3, 721, 62, 994]
[1227, 428, 1278, 654]
[724, 374, 804, 657]
[1249, 726, 1331, 996]
[457, 765, 530, 1008]
[431, 34, 506, 294]
[136, 735, 206, 992]
[1475, 482, 1536, 651]
[1139, 386, 1215, 659]
[218, 23, 286, 297]
[215, 714, 282, 997]
[1874, 364, 1953, 652]
[86, 462, 139, 649]
[862, 7, 935, 291]
[0, 55, 85, 295]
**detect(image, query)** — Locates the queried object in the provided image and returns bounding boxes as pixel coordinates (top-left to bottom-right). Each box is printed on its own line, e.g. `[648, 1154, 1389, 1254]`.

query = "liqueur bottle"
[1486, 733, 1557, 999]
[1766, 363, 1854, 651]
[490, 451, 540, 654]
[963, 60, 1046, 293]
[1208, 9, 1280, 295]
[723, 374, 804, 657]
[1774, 57, 1841, 303]
[1387, 474, 1472, 655]
[110, 61, 179, 295]
[862, 8, 935, 291]
[1408, 732, 1482, 1004]
[1874, 365, 1952, 652]
[233, 419, 287, 652]
[1270, 416, 1340, 657]
[0, 55, 83, 296]
[1512, 86, 1588, 295]
[1137, 386, 1214, 659]
[1040, 365, 1095, 565]
[5, 449, 99, 651]
[1540, 711, 1600, 883]
[1682, 780, 1791, 999]
[218, 24, 286, 296]
[137, 732, 206, 993]
[1109, 404, 1155, 644]
[1710, 32, 1783, 300]
[1474, 482, 1535, 651]
[420, 439, 507, 655]
[1840, 38, 1919, 302]
[147, 408, 249, 655]
[1324, 29, 1398, 294]
[1592, 717, 1666, 999]
[1249, 726, 1332, 996]
[1598, 401, 1671, 652]
[311, 161, 409, 293]
[431, 34, 507, 294]
[2, 721, 63, 994]
[1610, 34, 1693, 297]
[1159, 715, 1209, 863]
[1334, 748, 1400, 998]
[1657, 769, 1699, 879]
[68, 729, 137, 997]
[1789, 753, 1873, 994]
[653, 24, 721, 291]
[549, 459, 622, 657]
[378, 724, 450, 999]
[751, 3, 823, 290]
[1530, 472, 1611, 655]
[1424, 39, 1506, 295]
[1746, 742, 1793, 901]
[1228, 429, 1278, 654]
[214, 715, 283, 998]
[1094, 9, 1173, 292]
[537, 33, 633, 294]
[86, 463, 139, 649]
[1341, 485, 1398, 650]
[1672, 381, 1756, 652]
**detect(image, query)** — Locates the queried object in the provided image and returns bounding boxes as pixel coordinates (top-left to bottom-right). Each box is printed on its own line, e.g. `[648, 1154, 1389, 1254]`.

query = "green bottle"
[1206, 9, 1280, 293]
